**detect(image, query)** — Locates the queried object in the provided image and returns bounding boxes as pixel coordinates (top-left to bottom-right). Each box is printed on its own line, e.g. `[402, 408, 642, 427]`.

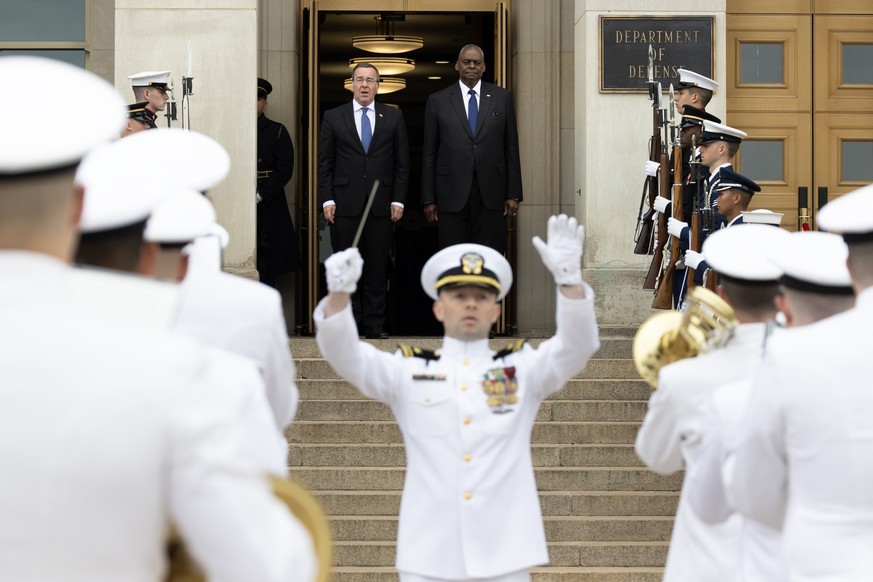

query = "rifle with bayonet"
[687, 134, 701, 290]
[636, 44, 660, 259]
[643, 80, 667, 290]
[652, 85, 682, 309]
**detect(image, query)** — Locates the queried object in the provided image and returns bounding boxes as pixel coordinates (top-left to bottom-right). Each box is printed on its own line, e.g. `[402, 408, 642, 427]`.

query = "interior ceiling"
[318, 12, 494, 106]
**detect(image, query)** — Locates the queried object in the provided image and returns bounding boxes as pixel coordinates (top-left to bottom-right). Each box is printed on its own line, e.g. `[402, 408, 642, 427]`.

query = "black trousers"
[437, 175, 506, 254]
[330, 213, 393, 331]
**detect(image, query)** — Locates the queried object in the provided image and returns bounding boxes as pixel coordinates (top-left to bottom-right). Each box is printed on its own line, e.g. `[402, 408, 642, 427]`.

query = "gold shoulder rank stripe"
[398, 344, 441, 361]
[492, 339, 526, 360]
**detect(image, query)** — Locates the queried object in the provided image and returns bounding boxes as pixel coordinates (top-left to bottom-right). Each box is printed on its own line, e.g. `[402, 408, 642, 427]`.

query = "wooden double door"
[726, 0, 873, 230]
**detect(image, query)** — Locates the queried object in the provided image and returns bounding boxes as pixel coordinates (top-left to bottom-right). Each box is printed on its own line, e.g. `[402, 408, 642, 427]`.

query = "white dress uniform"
[686, 377, 788, 582]
[731, 289, 873, 581]
[0, 252, 314, 582]
[313, 287, 599, 580]
[635, 322, 769, 582]
[176, 265, 299, 429]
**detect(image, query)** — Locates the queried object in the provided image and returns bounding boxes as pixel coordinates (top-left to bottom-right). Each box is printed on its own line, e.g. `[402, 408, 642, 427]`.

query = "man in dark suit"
[422, 44, 523, 254]
[257, 77, 301, 287]
[317, 63, 409, 339]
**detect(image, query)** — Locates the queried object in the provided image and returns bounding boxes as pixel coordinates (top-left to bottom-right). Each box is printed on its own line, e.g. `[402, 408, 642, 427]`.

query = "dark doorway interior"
[315, 11, 496, 336]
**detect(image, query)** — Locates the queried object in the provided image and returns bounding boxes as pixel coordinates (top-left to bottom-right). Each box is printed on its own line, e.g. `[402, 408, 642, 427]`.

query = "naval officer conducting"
[313, 215, 600, 581]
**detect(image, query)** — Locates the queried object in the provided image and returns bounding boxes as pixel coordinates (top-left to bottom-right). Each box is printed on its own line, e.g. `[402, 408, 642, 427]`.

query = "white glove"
[653, 196, 670, 214]
[645, 160, 660, 177]
[684, 250, 705, 270]
[256, 191, 263, 203]
[667, 217, 688, 238]
[531, 214, 584, 286]
[650, 209, 659, 223]
[324, 248, 363, 293]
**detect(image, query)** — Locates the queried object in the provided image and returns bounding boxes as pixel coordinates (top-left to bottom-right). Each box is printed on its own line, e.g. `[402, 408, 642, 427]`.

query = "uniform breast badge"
[481, 366, 518, 414]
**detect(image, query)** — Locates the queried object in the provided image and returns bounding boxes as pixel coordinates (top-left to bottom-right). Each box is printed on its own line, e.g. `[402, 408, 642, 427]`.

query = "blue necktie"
[361, 107, 372, 152]
[467, 89, 478, 136]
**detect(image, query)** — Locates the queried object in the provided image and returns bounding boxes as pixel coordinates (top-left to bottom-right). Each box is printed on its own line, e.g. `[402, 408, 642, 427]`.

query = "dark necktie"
[468, 89, 478, 136]
[361, 107, 372, 152]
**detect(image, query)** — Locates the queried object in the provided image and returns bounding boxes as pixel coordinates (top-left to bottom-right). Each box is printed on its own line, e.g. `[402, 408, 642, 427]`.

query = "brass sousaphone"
[166, 476, 332, 582]
[633, 286, 738, 388]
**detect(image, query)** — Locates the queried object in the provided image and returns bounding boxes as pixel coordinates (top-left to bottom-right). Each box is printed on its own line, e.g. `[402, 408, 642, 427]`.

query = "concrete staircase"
[288, 328, 678, 581]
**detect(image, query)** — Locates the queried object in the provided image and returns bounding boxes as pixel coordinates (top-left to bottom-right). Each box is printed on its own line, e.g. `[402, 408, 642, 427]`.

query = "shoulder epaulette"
[493, 339, 526, 360]
[398, 344, 441, 362]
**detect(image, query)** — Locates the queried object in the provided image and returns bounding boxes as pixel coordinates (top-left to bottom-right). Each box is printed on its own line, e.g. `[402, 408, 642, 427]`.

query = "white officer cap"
[699, 121, 748, 145]
[741, 209, 783, 226]
[76, 143, 166, 233]
[0, 56, 125, 175]
[116, 129, 230, 192]
[703, 224, 789, 283]
[144, 188, 216, 244]
[817, 182, 873, 243]
[766, 231, 853, 295]
[205, 223, 230, 249]
[128, 70, 171, 89]
[677, 68, 719, 92]
[421, 243, 513, 301]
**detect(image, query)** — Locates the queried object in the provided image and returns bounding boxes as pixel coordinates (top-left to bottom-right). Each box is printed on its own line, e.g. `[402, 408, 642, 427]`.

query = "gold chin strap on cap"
[165, 476, 333, 582]
[632, 286, 738, 389]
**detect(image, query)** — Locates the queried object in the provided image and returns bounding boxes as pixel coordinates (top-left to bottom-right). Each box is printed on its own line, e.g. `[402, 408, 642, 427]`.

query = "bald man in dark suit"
[318, 62, 409, 339]
[421, 44, 523, 254]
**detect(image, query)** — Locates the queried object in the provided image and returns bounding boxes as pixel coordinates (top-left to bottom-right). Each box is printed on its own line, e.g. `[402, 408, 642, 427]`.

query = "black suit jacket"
[421, 81, 523, 212]
[318, 101, 409, 218]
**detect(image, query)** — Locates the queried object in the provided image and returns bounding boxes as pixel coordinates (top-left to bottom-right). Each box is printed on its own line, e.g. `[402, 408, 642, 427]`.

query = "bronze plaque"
[600, 16, 714, 93]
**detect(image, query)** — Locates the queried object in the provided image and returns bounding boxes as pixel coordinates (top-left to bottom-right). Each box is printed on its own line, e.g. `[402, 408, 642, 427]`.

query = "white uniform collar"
[439, 336, 492, 359]
[727, 321, 769, 349]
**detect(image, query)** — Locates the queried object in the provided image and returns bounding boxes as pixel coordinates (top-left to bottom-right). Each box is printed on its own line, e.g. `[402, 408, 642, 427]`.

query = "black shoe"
[365, 326, 388, 340]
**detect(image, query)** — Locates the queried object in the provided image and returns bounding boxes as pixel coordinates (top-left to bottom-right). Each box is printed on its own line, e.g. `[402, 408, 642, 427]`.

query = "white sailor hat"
[817, 182, 873, 243]
[0, 56, 125, 176]
[420, 243, 513, 301]
[128, 71, 171, 90]
[702, 224, 789, 283]
[677, 68, 719, 92]
[115, 129, 230, 192]
[741, 209, 783, 225]
[766, 231, 853, 295]
[699, 121, 748, 145]
[144, 188, 216, 245]
[76, 143, 167, 233]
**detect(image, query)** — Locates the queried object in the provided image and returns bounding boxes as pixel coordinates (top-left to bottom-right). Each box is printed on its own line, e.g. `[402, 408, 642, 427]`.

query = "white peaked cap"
[703, 224, 789, 282]
[766, 231, 853, 293]
[145, 189, 217, 244]
[0, 56, 125, 175]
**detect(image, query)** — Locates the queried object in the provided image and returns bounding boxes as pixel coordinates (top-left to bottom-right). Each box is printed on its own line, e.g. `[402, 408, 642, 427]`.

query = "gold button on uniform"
[463, 417, 471, 425]
[463, 454, 472, 462]
[462, 358, 470, 366]
[424, 397, 431, 403]
[464, 492, 472, 500]
[460, 384, 468, 392]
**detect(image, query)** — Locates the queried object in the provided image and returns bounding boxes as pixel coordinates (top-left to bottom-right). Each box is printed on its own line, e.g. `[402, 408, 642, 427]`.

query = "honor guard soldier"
[686, 231, 854, 582]
[0, 56, 313, 582]
[314, 215, 600, 582]
[128, 70, 171, 128]
[257, 77, 301, 287]
[732, 182, 873, 582]
[636, 223, 789, 582]
[122, 101, 152, 137]
[674, 68, 718, 114]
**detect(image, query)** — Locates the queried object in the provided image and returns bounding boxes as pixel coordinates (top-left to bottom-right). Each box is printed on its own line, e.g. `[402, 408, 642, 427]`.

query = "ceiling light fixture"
[344, 77, 406, 94]
[349, 57, 415, 76]
[352, 14, 424, 55]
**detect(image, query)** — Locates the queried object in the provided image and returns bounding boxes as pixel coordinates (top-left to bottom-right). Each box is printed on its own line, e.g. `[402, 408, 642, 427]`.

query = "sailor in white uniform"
[314, 215, 600, 581]
[732, 183, 873, 582]
[0, 56, 313, 582]
[686, 231, 854, 582]
[635, 224, 789, 582]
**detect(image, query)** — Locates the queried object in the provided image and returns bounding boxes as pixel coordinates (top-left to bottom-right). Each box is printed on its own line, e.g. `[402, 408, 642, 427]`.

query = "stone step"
[296, 358, 639, 381]
[289, 420, 642, 445]
[292, 467, 681, 492]
[289, 336, 634, 360]
[312, 491, 677, 518]
[330, 567, 662, 582]
[296, 378, 653, 402]
[328, 516, 673, 542]
[289, 443, 644, 468]
[295, 399, 648, 423]
[332, 541, 668, 568]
